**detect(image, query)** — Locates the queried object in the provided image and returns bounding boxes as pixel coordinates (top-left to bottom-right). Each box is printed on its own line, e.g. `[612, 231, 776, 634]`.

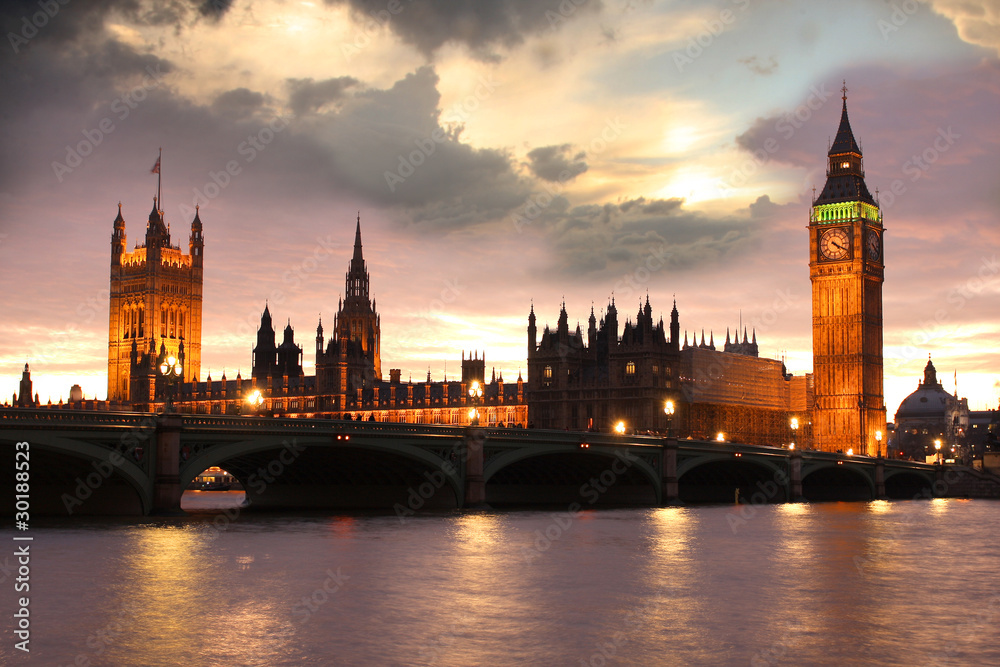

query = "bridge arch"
[677, 453, 789, 504]
[2, 434, 150, 515]
[484, 445, 661, 506]
[801, 462, 875, 501]
[883, 468, 935, 499]
[181, 435, 463, 510]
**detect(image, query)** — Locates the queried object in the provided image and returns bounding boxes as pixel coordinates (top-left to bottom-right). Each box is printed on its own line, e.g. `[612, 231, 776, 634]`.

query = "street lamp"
[716, 432, 725, 442]
[934, 439, 942, 465]
[468, 380, 483, 426]
[246, 388, 264, 415]
[790, 417, 799, 449]
[664, 400, 675, 438]
[614, 421, 626, 435]
[875, 430, 883, 458]
[158, 353, 183, 412]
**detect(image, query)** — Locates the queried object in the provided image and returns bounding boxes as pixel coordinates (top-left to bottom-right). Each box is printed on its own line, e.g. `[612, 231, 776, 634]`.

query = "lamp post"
[790, 417, 799, 450]
[158, 353, 183, 413]
[934, 439, 942, 465]
[468, 380, 483, 426]
[246, 388, 264, 416]
[875, 430, 883, 458]
[664, 400, 675, 438]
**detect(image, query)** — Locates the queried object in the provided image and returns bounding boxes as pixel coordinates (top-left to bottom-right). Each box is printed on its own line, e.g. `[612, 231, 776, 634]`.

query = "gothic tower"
[809, 84, 886, 455]
[107, 194, 204, 402]
[315, 215, 381, 401]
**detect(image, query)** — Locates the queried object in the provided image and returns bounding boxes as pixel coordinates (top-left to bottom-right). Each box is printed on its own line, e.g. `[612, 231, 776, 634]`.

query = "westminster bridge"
[3, 409, 999, 516]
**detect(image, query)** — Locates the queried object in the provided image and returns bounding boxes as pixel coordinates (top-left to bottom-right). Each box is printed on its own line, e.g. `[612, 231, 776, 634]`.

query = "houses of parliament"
[14, 89, 956, 454]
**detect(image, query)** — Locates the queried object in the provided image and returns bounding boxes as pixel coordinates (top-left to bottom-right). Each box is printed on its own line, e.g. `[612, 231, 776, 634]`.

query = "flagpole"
[157, 147, 162, 216]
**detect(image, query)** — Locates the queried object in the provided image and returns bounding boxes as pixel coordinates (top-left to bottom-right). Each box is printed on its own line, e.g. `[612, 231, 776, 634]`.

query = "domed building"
[894, 357, 969, 461]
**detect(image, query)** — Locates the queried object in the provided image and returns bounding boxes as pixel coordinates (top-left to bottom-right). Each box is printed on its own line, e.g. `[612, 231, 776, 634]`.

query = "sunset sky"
[1, 0, 998, 418]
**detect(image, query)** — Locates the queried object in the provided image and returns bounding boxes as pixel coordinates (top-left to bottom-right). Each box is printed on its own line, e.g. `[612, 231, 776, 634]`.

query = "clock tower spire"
[809, 84, 886, 456]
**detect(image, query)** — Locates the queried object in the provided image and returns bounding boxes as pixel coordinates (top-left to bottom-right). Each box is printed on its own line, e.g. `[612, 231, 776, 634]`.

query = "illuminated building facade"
[153, 216, 528, 427]
[107, 198, 204, 403]
[809, 85, 886, 455]
[527, 300, 811, 444]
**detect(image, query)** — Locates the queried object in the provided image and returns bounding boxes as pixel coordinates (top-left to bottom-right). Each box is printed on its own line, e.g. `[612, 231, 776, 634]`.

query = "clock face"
[866, 230, 880, 261]
[820, 228, 851, 261]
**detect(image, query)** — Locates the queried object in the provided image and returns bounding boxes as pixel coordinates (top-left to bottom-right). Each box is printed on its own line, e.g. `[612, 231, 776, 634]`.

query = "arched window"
[626, 361, 636, 375]
[543, 365, 553, 379]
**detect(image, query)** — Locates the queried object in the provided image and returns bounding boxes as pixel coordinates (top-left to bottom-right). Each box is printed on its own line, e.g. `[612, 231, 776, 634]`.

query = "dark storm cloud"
[212, 87, 267, 120]
[286, 77, 360, 116]
[1, 0, 232, 53]
[281, 66, 534, 230]
[522, 195, 766, 281]
[526, 144, 587, 182]
[329, 0, 602, 58]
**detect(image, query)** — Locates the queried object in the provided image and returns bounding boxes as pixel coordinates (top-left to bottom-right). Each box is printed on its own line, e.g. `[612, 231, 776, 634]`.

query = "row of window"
[543, 362, 672, 377]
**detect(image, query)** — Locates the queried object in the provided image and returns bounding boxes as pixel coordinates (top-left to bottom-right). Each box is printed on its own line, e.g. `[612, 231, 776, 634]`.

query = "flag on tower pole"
[151, 148, 162, 214]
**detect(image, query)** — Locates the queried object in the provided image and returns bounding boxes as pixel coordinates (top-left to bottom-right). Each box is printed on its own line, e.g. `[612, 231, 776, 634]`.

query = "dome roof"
[895, 358, 954, 419]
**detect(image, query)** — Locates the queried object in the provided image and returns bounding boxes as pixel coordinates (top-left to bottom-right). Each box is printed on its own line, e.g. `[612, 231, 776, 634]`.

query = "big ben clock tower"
[809, 84, 886, 456]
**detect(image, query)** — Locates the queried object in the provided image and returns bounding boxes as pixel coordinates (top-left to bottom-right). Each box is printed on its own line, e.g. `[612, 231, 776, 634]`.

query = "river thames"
[3, 495, 998, 666]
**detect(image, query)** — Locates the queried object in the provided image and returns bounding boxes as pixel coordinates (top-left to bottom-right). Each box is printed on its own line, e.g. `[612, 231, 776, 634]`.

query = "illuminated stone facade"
[157, 216, 527, 427]
[809, 88, 886, 455]
[107, 199, 204, 403]
[526, 300, 812, 444]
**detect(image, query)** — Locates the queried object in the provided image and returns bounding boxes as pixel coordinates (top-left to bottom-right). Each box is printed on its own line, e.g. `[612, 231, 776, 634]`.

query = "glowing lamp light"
[246, 389, 264, 409]
[934, 440, 942, 451]
[468, 381, 482, 399]
[664, 400, 675, 416]
[614, 421, 626, 435]
[716, 432, 725, 442]
[159, 354, 182, 377]
[846, 448, 854, 456]
[788, 443, 795, 451]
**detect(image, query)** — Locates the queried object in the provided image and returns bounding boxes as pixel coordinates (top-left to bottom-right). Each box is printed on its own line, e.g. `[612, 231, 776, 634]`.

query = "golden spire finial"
[841, 80, 848, 102]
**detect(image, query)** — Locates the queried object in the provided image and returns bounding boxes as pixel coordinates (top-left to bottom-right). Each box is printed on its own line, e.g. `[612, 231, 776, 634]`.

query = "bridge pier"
[152, 413, 185, 516]
[662, 438, 681, 506]
[463, 426, 488, 508]
[875, 455, 887, 499]
[789, 449, 805, 502]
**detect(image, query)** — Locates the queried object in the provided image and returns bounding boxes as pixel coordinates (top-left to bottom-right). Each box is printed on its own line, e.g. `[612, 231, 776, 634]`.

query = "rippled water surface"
[3, 495, 998, 666]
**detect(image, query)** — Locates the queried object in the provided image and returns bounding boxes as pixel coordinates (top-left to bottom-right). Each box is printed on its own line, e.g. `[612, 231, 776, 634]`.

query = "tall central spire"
[345, 212, 370, 300]
[352, 212, 363, 264]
